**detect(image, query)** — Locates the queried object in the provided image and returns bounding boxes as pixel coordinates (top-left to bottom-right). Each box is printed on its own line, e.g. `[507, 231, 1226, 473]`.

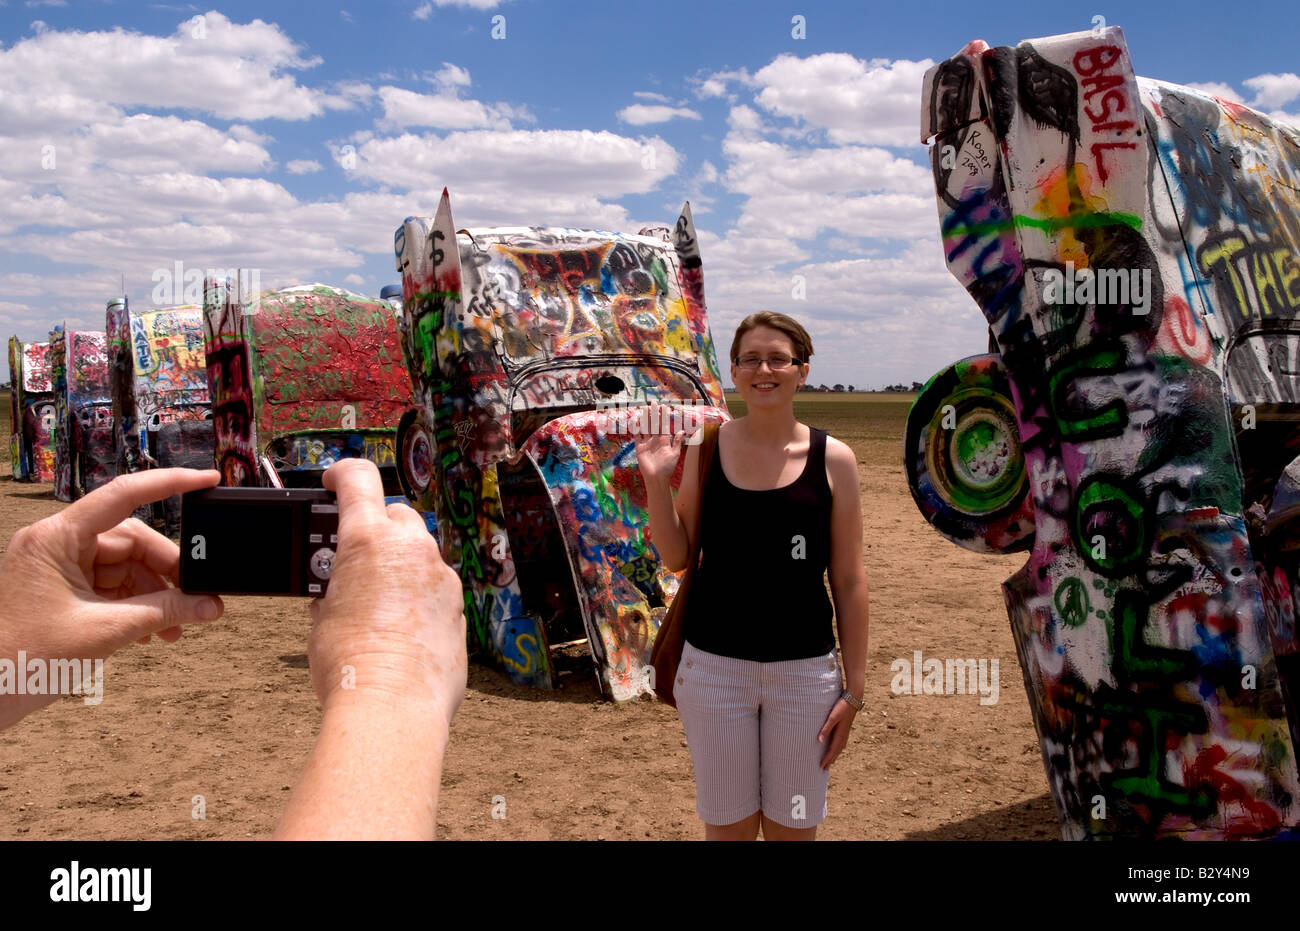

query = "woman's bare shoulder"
[823, 433, 856, 465]
[823, 433, 860, 491]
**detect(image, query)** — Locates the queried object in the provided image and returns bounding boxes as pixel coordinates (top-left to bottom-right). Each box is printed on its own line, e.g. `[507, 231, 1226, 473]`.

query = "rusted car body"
[7, 337, 55, 482]
[907, 26, 1300, 838]
[394, 190, 729, 701]
[49, 327, 114, 501]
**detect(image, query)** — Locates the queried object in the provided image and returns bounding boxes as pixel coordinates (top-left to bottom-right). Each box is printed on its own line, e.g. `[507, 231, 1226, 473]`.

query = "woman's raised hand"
[631, 404, 685, 486]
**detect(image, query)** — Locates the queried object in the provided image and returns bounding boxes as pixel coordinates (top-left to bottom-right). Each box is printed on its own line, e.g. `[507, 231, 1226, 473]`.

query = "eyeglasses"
[734, 354, 803, 371]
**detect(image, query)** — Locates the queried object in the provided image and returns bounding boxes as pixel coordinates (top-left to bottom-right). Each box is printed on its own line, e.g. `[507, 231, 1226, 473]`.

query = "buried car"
[7, 337, 55, 482]
[907, 25, 1300, 838]
[203, 279, 414, 493]
[49, 326, 114, 501]
[107, 298, 214, 533]
[394, 189, 729, 701]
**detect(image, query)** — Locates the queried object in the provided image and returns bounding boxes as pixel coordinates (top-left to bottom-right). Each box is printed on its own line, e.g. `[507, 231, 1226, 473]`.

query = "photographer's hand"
[0, 468, 225, 731]
[276, 459, 466, 840]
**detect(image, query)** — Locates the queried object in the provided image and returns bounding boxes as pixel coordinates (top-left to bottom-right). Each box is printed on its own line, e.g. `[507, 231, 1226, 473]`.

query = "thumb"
[818, 706, 839, 743]
[88, 589, 224, 651]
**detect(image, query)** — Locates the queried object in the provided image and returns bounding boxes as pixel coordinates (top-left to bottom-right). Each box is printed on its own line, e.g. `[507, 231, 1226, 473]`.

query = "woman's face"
[731, 325, 807, 408]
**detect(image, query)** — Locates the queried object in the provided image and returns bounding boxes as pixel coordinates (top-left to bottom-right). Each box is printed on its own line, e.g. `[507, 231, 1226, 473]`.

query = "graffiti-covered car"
[203, 280, 414, 491]
[107, 299, 213, 532]
[7, 337, 55, 482]
[394, 189, 729, 702]
[49, 327, 114, 501]
[908, 25, 1300, 838]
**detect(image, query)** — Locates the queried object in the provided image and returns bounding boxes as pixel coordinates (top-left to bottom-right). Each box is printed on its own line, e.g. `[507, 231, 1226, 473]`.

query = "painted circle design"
[904, 354, 1034, 554]
[1073, 476, 1147, 576]
[926, 388, 1025, 516]
[405, 423, 433, 492]
[945, 404, 1023, 508]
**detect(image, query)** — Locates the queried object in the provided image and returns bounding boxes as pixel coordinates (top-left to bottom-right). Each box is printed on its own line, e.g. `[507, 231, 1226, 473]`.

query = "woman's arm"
[826, 436, 869, 703]
[636, 417, 703, 572]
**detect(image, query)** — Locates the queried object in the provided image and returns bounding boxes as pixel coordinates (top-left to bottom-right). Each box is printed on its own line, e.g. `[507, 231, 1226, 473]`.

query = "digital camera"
[179, 487, 339, 596]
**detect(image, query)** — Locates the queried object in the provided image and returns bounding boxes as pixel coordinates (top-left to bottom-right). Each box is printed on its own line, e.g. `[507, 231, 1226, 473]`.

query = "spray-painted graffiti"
[250, 285, 410, 436]
[395, 189, 729, 701]
[909, 26, 1300, 839]
[49, 328, 113, 501]
[109, 301, 210, 474]
[21, 341, 53, 396]
[906, 354, 1035, 554]
[202, 280, 258, 487]
[265, 434, 396, 472]
[521, 408, 726, 699]
[49, 326, 71, 500]
[204, 279, 413, 491]
[7, 337, 22, 480]
[25, 400, 56, 484]
[108, 299, 212, 533]
[104, 298, 129, 476]
[7, 339, 55, 482]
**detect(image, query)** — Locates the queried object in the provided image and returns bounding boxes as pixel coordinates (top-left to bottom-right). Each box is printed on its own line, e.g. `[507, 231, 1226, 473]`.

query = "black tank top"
[682, 425, 836, 662]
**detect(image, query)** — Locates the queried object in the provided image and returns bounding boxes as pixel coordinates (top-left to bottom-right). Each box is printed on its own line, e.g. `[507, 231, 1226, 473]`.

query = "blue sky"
[2, 0, 1297, 388]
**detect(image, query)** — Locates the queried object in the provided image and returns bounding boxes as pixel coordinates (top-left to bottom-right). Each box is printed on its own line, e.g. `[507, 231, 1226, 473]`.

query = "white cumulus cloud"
[750, 53, 933, 148]
[1245, 72, 1300, 109]
[617, 105, 702, 125]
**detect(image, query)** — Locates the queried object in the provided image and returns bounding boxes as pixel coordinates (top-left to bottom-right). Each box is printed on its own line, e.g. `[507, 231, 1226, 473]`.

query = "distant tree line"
[793, 382, 922, 393]
[729, 382, 923, 393]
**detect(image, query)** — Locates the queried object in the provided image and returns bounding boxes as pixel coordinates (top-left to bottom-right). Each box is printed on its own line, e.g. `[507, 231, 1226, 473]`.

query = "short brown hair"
[730, 312, 813, 365]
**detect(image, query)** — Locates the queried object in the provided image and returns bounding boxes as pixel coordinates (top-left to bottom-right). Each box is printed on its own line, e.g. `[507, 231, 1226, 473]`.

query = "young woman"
[637, 311, 869, 840]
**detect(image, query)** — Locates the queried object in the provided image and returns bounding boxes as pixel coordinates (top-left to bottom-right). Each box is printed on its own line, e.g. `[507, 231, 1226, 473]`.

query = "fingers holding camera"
[322, 458, 389, 536]
[384, 498, 428, 533]
[93, 518, 183, 592]
[312, 459, 466, 724]
[0, 475, 224, 677]
[78, 486, 222, 647]
[62, 586, 222, 660]
[95, 556, 168, 600]
[62, 468, 220, 540]
[383, 498, 467, 721]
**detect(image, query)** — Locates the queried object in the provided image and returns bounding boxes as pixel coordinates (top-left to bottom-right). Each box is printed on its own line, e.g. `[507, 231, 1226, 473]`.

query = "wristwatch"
[840, 689, 864, 712]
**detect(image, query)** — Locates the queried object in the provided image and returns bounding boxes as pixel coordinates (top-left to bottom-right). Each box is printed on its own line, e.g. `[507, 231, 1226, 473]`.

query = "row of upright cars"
[7, 189, 730, 706]
[9, 286, 409, 535]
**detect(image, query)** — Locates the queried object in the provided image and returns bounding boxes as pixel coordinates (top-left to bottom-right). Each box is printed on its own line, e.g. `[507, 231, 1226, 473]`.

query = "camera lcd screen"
[183, 500, 295, 594]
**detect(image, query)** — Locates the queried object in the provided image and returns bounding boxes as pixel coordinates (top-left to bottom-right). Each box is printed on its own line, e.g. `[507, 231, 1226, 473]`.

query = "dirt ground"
[0, 394, 1059, 840]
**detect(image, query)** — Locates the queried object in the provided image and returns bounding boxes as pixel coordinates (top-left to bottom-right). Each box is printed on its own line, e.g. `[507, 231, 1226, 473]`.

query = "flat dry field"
[0, 390, 1059, 839]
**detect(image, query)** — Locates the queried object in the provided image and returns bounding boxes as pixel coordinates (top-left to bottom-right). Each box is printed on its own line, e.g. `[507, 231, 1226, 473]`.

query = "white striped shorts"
[674, 639, 843, 828]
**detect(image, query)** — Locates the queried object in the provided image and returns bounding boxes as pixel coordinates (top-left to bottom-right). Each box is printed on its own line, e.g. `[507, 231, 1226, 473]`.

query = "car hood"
[520, 403, 728, 702]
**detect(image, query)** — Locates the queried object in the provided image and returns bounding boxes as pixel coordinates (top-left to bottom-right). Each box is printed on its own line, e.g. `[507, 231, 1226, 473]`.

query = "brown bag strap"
[686, 421, 721, 564]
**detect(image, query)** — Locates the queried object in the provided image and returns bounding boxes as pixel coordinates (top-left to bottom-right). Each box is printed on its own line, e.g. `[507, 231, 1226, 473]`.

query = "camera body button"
[310, 547, 335, 580]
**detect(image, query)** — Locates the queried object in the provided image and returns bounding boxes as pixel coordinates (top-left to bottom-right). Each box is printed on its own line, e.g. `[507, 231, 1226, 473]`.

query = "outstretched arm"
[274, 459, 466, 840]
